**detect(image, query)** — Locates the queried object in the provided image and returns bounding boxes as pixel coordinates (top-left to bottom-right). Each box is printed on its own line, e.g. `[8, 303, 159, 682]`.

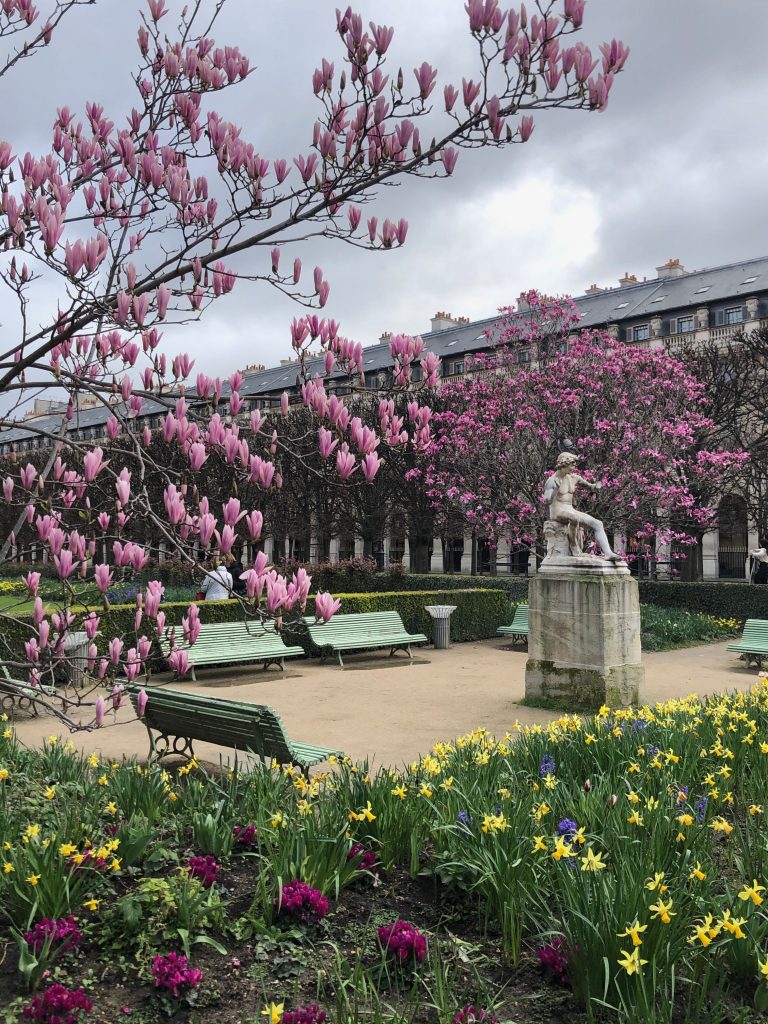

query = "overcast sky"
[4, 0, 768, 378]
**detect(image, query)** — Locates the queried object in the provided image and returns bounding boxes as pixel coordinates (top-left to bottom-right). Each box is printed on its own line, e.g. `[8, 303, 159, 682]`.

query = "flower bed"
[3, 683, 768, 1021]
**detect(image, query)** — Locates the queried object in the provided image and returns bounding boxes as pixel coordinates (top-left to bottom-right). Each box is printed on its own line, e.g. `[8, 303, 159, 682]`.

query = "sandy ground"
[9, 639, 759, 771]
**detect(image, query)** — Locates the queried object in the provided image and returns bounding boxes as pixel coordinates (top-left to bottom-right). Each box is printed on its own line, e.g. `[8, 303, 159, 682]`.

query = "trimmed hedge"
[636, 581, 768, 622]
[0, 588, 511, 669]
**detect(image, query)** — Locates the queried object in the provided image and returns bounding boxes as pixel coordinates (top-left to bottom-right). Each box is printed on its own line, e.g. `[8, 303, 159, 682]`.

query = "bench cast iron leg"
[337, 650, 345, 669]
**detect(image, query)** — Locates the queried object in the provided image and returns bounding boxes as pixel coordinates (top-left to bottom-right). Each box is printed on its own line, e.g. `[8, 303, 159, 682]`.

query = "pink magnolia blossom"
[315, 591, 341, 622]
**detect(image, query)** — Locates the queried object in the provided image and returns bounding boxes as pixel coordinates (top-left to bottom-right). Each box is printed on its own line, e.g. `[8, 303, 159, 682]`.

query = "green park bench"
[127, 684, 342, 773]
[160, 620, 305, 680]
[496, 603, 529, 645]
[302, 610, 428, 668]
[726, 618, 768, 669]
[0, 665, 59, 717]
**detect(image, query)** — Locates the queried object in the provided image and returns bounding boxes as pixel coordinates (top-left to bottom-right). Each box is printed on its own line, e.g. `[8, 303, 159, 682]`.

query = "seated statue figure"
[542, 452, 621, 562]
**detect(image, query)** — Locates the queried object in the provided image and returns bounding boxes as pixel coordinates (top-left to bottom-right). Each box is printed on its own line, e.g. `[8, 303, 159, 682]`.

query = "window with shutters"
[676, 315, 694, 333]
[633, 324, 650, 342]
[724, 306, 743, 325]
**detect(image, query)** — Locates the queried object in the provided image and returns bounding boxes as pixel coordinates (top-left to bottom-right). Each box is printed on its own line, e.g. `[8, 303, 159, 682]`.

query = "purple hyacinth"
[346, 842, 378, 873]
[457, 810, 474, 828]
[233, 823, 257, 849]
[539, 753, 556, 777]
[696, 796, 708, 823]
[556, 818, 578, 840]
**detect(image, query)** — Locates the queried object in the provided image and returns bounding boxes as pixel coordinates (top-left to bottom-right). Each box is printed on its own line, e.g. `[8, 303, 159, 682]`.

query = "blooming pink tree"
[422, 293, 746, 570]
[0, 2, 628, 726]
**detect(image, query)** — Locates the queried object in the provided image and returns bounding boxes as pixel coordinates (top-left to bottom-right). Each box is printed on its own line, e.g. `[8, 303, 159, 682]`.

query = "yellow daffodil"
[719, 910, 747, 939]
[617, 947, 647, 975]
[627, 791, 640, 805]
[87, 753, 100, 768]
[689, 862, 706, 881]
[83, 898, 100, 911]
[759, 957, 768, 980]
[3, 729, 13, 739]
[439, 776, 454, 791]
[261, 1002, 284, 1024]
[581, 847, 606, 872]
[627, 810, 644, 827]
[482, 813, 508, 834]
[270, 812, 285, 829]
[0, 768, 8, 781]
[26, 874, 40, 886]
[628, 761, 640, 773]
[750, 804, 764, 816]
[551, 836, 573, 861]
[105, 802, 118, 815]
[543, 773, 558, 790]
[349, 801, 376, 823]
[391, 784, 406, 800]
[738, 879, 766, 906]
[531, 835, 547, 853]
[711, 817, 733, 834]
[645, 872, 668, 894]
[97, 775, 107, 786]
[533, 801, 550, 821]
[677, 813, 694, 826]
[59, 843, 76, 857]
[3, 862, 13, 874]
[645, 795, 659, 811]
[419, 784, 432, 798]
[649, 898, 675, 924]
[617, 920, 647, 947]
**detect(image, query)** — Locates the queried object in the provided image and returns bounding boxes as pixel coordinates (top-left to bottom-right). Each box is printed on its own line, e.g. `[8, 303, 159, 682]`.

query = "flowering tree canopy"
[422, 293, 746, 564]
[0, 0, 628, 726]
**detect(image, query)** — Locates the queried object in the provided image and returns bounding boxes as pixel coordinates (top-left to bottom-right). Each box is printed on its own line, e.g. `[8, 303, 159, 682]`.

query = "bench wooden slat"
[127, 684, 341, 772]
[727, 618, 768, 665]
[302, 611, 427, 667]
[160, 620, 304, 678]
[497, 604, 529, 642]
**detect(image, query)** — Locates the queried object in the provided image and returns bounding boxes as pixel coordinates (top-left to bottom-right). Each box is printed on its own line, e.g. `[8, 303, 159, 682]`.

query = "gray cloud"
[2, 0, 767, 379]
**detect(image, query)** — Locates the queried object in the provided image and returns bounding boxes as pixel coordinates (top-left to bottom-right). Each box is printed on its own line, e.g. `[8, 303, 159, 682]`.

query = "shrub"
[637, 580, 768, 622]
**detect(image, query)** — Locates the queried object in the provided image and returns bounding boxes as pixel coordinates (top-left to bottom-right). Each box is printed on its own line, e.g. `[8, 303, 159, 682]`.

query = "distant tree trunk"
[409, 534, 432, 572]
[471, 530, 477, 576]
[677, 535, 703, 581]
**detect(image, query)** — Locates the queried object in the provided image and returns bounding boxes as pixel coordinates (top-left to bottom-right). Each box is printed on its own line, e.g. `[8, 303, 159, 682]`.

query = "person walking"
[199, 557, 233, 601]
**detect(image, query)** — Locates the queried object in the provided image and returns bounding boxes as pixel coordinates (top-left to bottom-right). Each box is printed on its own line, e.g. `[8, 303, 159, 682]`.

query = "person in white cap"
[543, 451, 621, 561]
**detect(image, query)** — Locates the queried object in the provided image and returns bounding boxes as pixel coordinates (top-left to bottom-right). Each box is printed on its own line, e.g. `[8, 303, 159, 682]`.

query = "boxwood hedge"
[0, 588, 511, 671]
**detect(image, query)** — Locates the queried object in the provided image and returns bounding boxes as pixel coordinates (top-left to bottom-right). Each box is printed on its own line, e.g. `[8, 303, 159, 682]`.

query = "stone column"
[650, 316, 662, 343]
[430, 539, 444, 573]
[460, 533, 473, 574]
[354, 537, 364, 559]
[747, 295, 759, 322]
[497, 536, 511, 575]
[525, 564, 643, 709]
[696, 306, 710, 330]
[329, 537, 340, 563]
[702, 530, 719, 580]
[402, 536, 410, 568]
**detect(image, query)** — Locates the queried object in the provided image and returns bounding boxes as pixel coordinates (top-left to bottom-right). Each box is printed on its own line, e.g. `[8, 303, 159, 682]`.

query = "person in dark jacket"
[229, 554, 246, 596]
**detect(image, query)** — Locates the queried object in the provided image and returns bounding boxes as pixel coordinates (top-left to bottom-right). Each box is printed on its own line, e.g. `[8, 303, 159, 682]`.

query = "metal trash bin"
[63, 631, 90, 687]
[424, 605, 457, 649]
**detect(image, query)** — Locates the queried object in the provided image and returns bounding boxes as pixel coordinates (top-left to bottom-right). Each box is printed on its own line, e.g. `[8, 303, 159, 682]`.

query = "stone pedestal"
[524, 567, 643, 709]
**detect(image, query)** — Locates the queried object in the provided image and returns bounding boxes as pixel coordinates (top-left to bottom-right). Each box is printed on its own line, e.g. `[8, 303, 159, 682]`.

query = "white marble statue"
[542, 452, 621, 562]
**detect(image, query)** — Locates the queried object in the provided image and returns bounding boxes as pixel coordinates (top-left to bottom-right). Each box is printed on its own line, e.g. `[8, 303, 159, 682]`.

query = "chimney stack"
[618, 272, 638, 287]
[656, 258, 687, 280]
[430, 311, 462, 332]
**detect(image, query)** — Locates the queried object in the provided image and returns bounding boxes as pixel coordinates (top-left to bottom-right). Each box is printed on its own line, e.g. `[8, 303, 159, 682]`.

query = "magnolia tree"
[0, 0, 628, 728]
[421, 293, 746, 568]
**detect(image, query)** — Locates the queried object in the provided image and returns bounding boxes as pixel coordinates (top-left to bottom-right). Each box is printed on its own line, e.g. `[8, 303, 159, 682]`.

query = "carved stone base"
[541, 519, 629, 576]
[524, 571, 643, 709]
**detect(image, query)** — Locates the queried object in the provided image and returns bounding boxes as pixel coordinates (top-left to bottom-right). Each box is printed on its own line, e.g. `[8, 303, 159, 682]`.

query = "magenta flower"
[275, 880, 329, 923]
[187, 855, 220, 888]
[377, 920, 427, 963]
[282, 1007, 327, 1024]
[22, 984, 92, 1023]
[23, 916, 82, 956]
[453, 1008, 497, 1024]
[151, 952, 203, 998]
